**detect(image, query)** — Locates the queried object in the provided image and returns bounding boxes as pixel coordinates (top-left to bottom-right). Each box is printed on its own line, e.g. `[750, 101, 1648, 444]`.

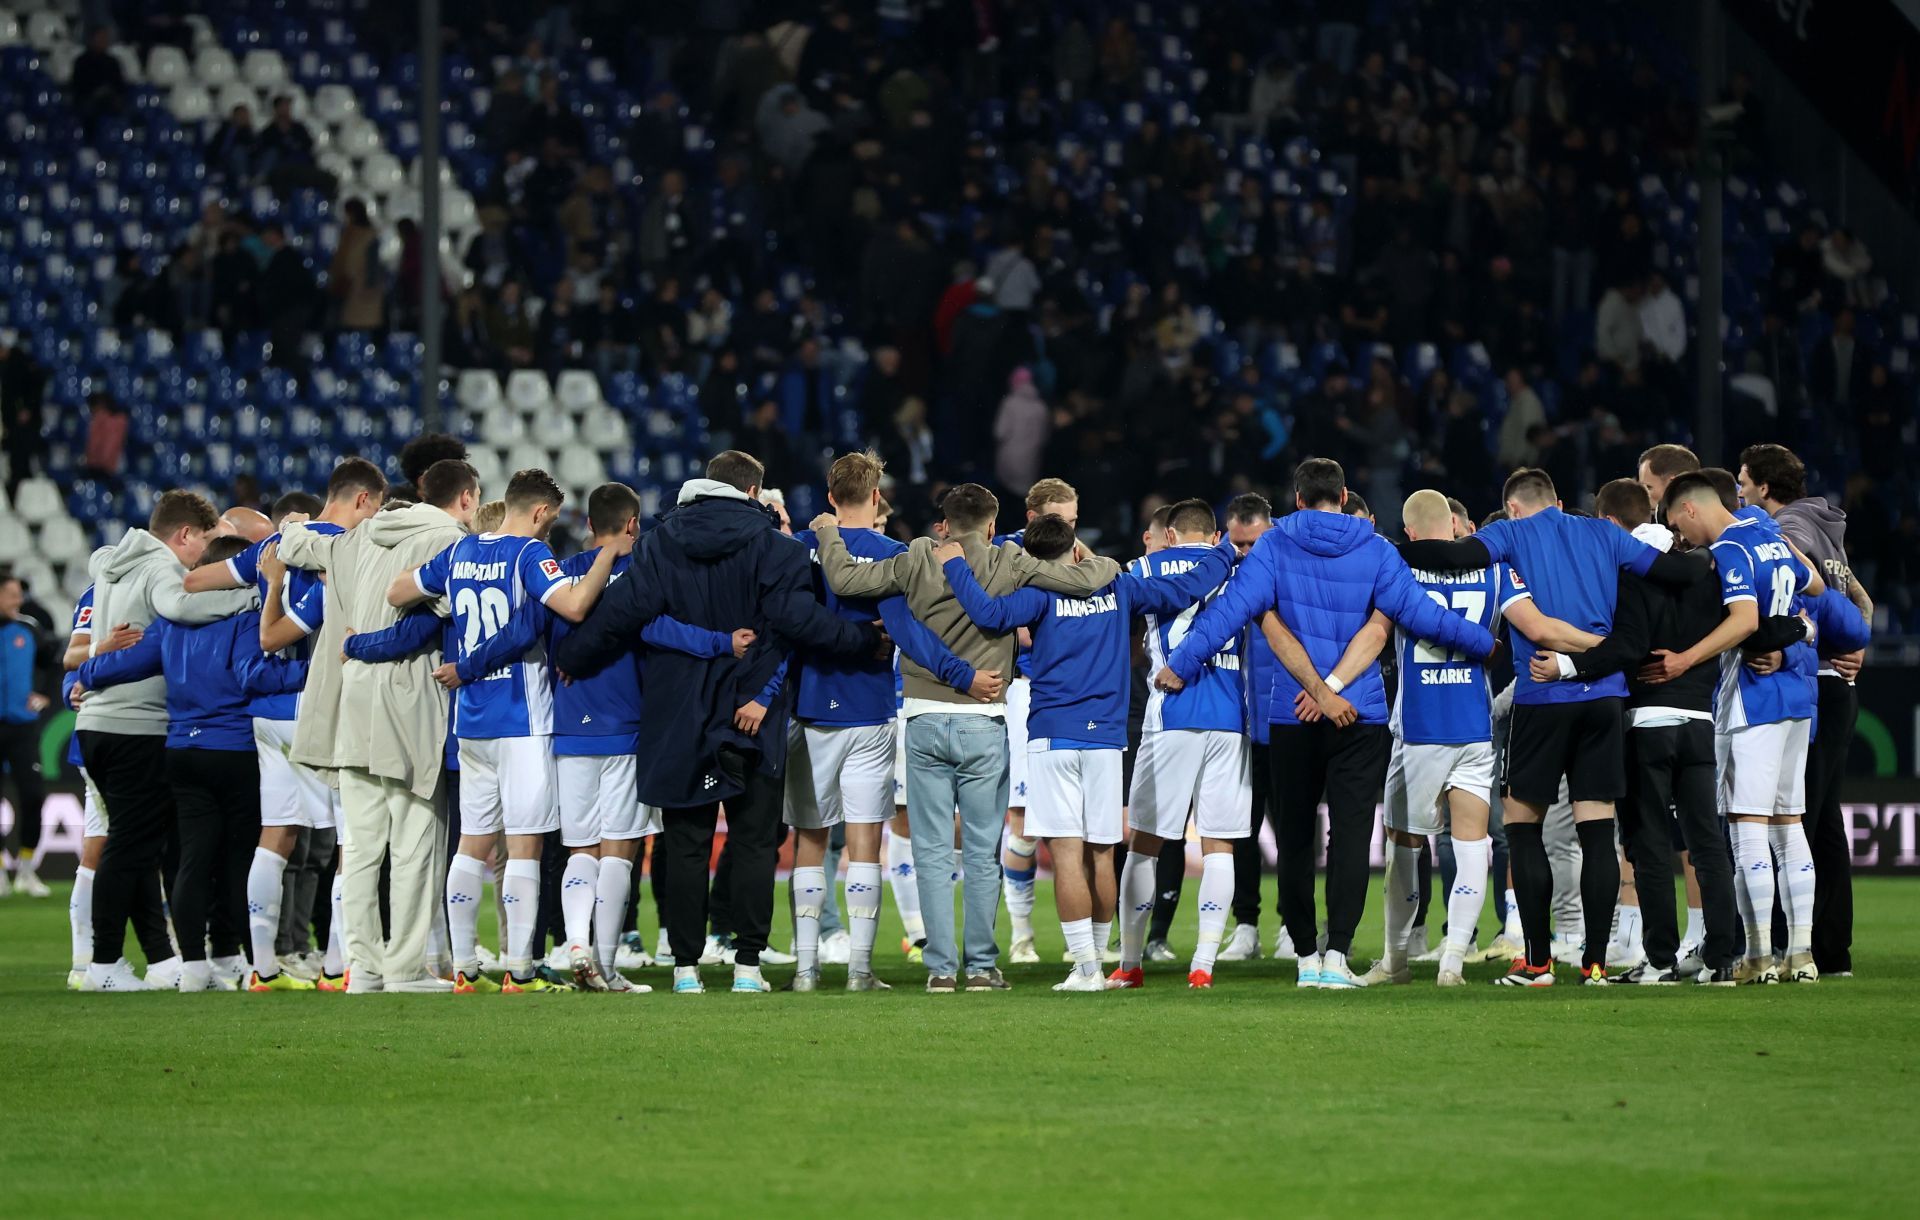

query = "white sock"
[494, 879, 510, 958]
[1444, 836, 1492, 969]
[1324, 948, 1350, 978]
[1091, 920, 1111, 960]
[1769, 822, 1816, 956]
[1614, 903, 1642, 951]
[502, 858, 541, 978]
[845, 861, 883, 975]
[245, 847, 290, 977]
[561, 853, 599, 948]
[1730, 822, 1774, 960]
[324, 874, 346, 976]
[1117, 851, 1156, 969]
[424, 901, 449, 966]
[70, 865, 96, 969]
[1382, 841, 1421, 969]
[1189, 852, 1233, 974]
[1002, 835, 1037, 942]
[1503, 888, 1522, 940]
[886, 829, 924, 942]
[446, 854, 488, 974]
[791, 864, 826, 974]
[1062, 917, 1097, 976]
[594, 855, 634, 977]
[1682, 905, 1704, 948]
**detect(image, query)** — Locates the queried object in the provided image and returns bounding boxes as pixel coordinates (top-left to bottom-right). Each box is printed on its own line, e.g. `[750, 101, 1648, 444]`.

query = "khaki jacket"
[814, 526, 1118, 706]
[280, 504, 464, 799]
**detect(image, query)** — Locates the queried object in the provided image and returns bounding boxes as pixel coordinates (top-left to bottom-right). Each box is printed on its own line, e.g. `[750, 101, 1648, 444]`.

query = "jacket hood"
[1775, 497, 1846, 549]
[1632, 522, 1674, 553]
[95, 527, 181, 582]
[663, 493, 776, 560]
[364, 502, 462, 547]
[676, 477, 754, 506]
[1277, 508, 1376, 558]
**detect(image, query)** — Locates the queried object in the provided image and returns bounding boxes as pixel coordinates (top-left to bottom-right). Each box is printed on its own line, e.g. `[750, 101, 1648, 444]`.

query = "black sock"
[1575, 819, 1622, 971]
[1506, 821, 1553, 967]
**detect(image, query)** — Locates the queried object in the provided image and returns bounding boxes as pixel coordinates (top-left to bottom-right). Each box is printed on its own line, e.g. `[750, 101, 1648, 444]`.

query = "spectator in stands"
[205, 104, 256, 186]
[1638, 270, 1686, 364]
[737, 397, 798, 490]
[0, 334, 45, 499]
[1857, 363, 1902, 480]
[256, 95, 331, 198]
[1810, 307, 1867, 414]
[1821, 227, 1875, 309]
[326, 199, 386, 335]
[756, 84, 829, 175]
[583, 281, 638, 380]
[209, 229, 257, 336]
[163, 243, 209, 335]
[877, 395, 935, 524]
[70, 25, 126, 120]
[993, 367, 1048, 496]
[535, 277, 585, 374]
[636, 277, 689, 375]
[81, 391, 127, 480]
[686, 287, 733, 356]
[559, 164, 631, 273]
[481, 279, 537, 371]
[520, 75, 586, 157]
[638, 169, 703, 282]
[1594, 277, 1644, 374]
[259, 224, 317, 372]
[107, 252, 172, 333]
[1772, 224, 1827, 314]
[1496, 367, 1547, 470]
[484, 68, 533, 156]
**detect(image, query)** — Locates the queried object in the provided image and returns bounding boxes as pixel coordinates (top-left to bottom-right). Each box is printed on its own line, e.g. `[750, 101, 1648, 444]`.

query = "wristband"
[1325, 675, 1345, 694]
[1554, 653, 1575, 680]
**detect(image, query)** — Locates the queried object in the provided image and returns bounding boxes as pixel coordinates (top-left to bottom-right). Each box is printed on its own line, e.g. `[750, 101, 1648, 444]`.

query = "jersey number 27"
[1413, 589, 1486, 665]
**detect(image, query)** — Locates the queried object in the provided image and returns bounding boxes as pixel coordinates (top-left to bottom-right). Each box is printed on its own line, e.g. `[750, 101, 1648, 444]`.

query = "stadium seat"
[359, 151, 402, 193]
[504, 440, 549, 473]
[168, 83, 214, 125]
[13, 476, 64, 525]
[147, 45, 189, 89]
[455, 368, 501, 411]
[335, 117, 380, 161]
[243, 48, 288, 92]
[25, 12, 67, 53]
[0, 515, 31, 563]
[216, 82, 260, 121]
[554, 369, 601, 414]
[314, 82, 358, 126]
[580, 407, 631, 454]
[479, 405, 526, 447]
[466, 444, 504, 489]
[36, 515, 89, 564]
[505, 369, 552, 415]
[558, 447, 606, 496]
[195, 46, 238, 89]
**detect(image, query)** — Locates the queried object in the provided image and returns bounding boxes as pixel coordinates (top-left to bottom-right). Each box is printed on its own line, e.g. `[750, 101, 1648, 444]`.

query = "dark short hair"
[1699, 467, 1740, 512]
[1480, 508, 1508, 527]
[399, 433, 468, 491]
[504, 468, 565, 514]
[1738, 443, 1806, 503]
[149, 489, 219, 536]
[1021, 513, 1077, 561]
[1168, 498, 1217, 536]
[1446, 496, 1470, 522]
[1293, 458, 1345, 509]
[586, 482, 642, 537]
[1147, 503, 1173, 532]
[327, 456, 387, 503]
[940, 483, 1000, 533]
[706, 449, 765, 492]
[1342, 490, 1371, 517]
[1225, 492, 1272, 525]
[1594, 478, 1652, 529]
[270, 491, 324, 523]
[1664, 469, 1736, 516]
[1638, 443, 1699, 479]
[419, 459, 479, 509]
[200, 534, 252, 568]
[1502, 467, 1556, 507]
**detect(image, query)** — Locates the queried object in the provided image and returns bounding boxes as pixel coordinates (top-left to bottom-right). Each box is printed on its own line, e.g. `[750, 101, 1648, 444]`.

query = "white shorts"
[1025, 744, 1125, 845]
[1717, 719, 1810, 818]
[255, 718, 335, 829]
[1006, 676, 1031, 809]
[458, 736, 559, 836]
[1126, 729, 1251, 840]
[1385, 739, 1495, 837]
[787, 722, 897, 829]
[557, 753, 658, 846]
[80, 767, 107, 838]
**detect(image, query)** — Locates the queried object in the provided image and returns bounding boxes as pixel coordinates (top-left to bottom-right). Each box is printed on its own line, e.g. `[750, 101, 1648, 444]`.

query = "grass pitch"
[5, 875, 1918, 1218]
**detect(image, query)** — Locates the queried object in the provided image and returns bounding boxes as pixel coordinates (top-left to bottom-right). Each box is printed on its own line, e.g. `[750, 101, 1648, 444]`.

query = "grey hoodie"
[1774, 497, 1854, 598]
[77, 530, 255, 735]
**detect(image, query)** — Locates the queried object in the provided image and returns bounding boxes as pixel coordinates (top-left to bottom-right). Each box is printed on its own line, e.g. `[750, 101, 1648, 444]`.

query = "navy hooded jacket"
[78, 610, 265, 750]
[1166, 509, 1497, 726]
[554, 489, 878, 808]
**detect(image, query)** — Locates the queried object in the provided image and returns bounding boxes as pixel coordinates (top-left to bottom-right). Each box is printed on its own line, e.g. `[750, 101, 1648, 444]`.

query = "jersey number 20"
[453, 586, 512, 655]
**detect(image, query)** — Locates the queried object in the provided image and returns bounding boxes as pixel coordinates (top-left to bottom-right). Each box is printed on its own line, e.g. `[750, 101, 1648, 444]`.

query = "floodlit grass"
[5, 876, 1917, 1218]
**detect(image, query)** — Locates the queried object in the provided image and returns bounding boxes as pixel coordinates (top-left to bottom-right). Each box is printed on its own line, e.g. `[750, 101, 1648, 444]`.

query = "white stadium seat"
[466, 446, 504, 490]
[0, 14, 20, 48]
[26, 12, 68, 53]
[216, 83, 260, 121]
[360, 152, 404, 195]
[0, 517, 31, 562]
[456, 368, 502, 411]
[335, 117, 381, 161]
[36, 516, 90, 564]
[580, 407, 631, 454]
[440, 188, 478, 233]
[168, 82, 213, 125]
[558, 447, 607, 495]
[504, 441, 550, 474]
[554, 369, 602, 414]
[480, 405, 526, 448]
[242, 48, 288, 92]
[194, 46, 238, 89]
[314, 83, 359, 127]
[147, 44, 188, 89]
[14, 477, 64, 524]
[506, 370, 552, 415]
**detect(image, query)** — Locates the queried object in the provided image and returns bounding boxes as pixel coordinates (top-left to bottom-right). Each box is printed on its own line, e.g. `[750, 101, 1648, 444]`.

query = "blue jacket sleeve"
[1370, 541, 1497, 659]
[942, 557, 1047, 632]
[1166, 536, 1280, 682]
[1119, 540, 1233, 618]
[1807, 588, 1871, 654]
[344, 608, 442, 663]
[640, 615, 733, 659]
[456, 601, 545, 684]
[240, 651, 309, 696]
[556, 537, 669, 678]
[752, 656, 789, 706]
[878, 594, 975, 693]
[78, 622, 166, 689]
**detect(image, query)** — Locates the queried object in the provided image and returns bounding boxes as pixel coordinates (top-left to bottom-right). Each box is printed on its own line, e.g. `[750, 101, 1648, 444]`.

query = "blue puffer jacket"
[78, 610, 262, 751]
[1167, 510, 1496, 727]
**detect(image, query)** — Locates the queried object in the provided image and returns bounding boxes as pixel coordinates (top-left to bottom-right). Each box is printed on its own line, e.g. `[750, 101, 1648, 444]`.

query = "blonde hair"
[473, 499, 507, 534]
[1025, 477, 1077, 514]
[828, 450, 886, 506]
[1401, 489, 1453, 538]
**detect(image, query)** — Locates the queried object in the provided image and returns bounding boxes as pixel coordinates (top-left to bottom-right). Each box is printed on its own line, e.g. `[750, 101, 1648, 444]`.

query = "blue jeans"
[904, 713, 1009, 978]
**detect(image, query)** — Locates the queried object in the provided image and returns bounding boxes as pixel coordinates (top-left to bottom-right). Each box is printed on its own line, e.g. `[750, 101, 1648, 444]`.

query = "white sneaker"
[615, 941, 654, 970]
[1471, 932, 1525, 962]
[1549, 934, 1584, 967]
[542, 945, 571, 973]
[389, 976, 455, 993]
[1436, 966, 1467, 987]
[1217, 923, 1260, 962]
[13, 865, 50, 898]
[1317, 953, 1367, 989]
[209, 955, 248, 987]
[818, 929, 851, 966]
[1052, 968, 1108, 993]
[346, 970, 386, 994]
[758, 945, 797, 966]
[731, 966, 772, 993]
[699, 935, 730, 965]
[84, 959, 149, 991]
[1295, 952, 1322, 988]
[654, 929, 672, 962]
[1144, 938, 1177, 963]
[67, 968, 86, 991]
[279, 952, 321, 982]
[1009, 936, 1040, 964]
[143, 955, 184, 991]
[475, 945, 503, 973]
[605, 970, 652, 994]
[179, 961, 218, 992]
[568, 942, 610, 992]
[1360, 956, 1410, 986]
[1272, 929, 1298, 960]
[1404, 925, 1434, 961]
[1605, 939, 1646, 970]
[1675, 942, 1705, 977]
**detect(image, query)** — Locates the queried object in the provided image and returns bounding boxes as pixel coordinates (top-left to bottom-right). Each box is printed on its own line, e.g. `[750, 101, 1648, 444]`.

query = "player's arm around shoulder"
[1007, 543, 1120, 594]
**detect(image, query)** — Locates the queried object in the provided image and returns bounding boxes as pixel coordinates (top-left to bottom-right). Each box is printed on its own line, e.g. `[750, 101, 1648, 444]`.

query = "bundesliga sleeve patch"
[76, 606, 93, 627]
[1507, 568, 1526, 592]
[540, 559, 563, 580]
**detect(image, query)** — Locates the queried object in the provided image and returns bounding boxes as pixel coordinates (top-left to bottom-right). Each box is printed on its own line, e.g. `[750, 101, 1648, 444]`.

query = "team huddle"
[58, 430, 1872, 996]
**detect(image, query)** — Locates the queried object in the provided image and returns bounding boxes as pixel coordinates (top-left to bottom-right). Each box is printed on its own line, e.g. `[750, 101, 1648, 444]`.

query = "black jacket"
[555, 492, 877, 808]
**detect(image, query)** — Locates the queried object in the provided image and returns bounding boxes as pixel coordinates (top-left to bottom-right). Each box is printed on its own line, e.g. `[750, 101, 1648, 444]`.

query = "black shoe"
[964, 968, 1011, 991]
[1614, 962, 1681, 985]
[1697, 964, 1738, 987]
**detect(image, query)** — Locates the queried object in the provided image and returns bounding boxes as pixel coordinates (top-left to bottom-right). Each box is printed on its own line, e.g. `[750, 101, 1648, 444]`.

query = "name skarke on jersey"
[1419, 666, 1477, 685]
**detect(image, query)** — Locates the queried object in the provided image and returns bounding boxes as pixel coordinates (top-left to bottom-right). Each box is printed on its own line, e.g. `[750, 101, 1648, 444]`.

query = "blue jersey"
[792, 527, 906, 727]
[414, 532, 573, 738]
[1473, 507, 1659, 706]
[944, 543, 1233, 748]
[1242, 625, 1274, 746]
[1136, 545, 1244, 734]
[64, 588, 93, 767]
[1392, 564, 1527, 745]
[232, 524, 341, 719]
[1711, 514, 1815, 729]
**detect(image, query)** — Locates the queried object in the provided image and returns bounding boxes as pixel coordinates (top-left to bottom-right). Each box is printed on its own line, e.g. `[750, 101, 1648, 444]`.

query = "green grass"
[5, 876, 1918, 1218]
